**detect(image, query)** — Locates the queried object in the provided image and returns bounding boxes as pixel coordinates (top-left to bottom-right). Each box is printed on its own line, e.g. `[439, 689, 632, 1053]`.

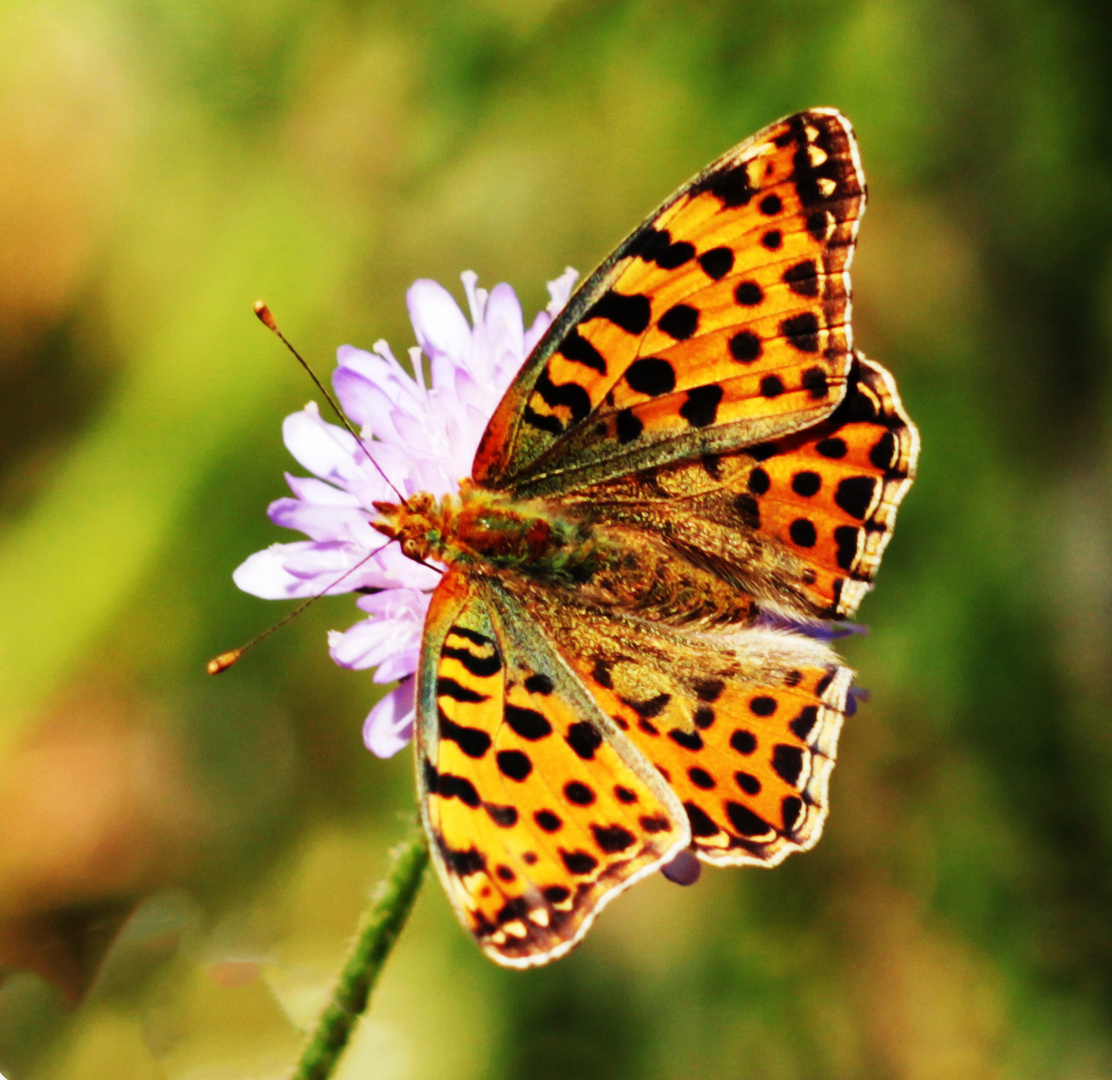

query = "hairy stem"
[291, 819, 429, 1080]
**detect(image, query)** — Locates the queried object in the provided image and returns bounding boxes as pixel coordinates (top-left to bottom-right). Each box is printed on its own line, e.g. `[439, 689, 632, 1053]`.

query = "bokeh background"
[2, 0, 1111, 1077]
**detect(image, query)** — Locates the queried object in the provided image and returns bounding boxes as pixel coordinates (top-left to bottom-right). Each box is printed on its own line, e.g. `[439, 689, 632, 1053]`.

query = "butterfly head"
[371, 492, 447, 564]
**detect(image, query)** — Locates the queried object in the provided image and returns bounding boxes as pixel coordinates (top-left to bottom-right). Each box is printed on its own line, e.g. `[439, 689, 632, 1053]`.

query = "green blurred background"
[2, 0, 1111, 1076]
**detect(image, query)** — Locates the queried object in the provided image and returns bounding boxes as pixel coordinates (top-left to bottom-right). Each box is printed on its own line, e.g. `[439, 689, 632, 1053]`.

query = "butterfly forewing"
[474, 109, 866, 497]
[417, 569, 688, 968]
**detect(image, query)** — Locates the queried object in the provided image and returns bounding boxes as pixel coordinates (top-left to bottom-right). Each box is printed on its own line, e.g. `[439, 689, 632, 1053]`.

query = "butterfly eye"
[402, 538, 421, 558]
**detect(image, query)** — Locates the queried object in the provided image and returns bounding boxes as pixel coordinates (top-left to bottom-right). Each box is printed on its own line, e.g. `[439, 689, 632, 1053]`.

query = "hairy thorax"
[372, 483, 757, 627]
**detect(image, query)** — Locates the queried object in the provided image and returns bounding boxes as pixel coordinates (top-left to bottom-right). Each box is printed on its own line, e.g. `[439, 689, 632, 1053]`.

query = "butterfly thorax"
[373, 485, 759, 626]
[372, 487, 611, 587]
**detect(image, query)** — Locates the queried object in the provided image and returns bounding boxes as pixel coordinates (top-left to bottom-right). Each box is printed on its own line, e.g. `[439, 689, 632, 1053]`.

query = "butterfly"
[374, 109, 918, 967]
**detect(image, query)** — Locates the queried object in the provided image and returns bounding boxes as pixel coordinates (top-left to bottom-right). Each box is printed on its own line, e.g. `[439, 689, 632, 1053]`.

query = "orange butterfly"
[366, 109, 918, 966]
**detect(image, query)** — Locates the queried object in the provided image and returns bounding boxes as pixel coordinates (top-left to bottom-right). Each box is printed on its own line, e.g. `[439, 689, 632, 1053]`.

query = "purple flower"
[234, 269, 578, 758]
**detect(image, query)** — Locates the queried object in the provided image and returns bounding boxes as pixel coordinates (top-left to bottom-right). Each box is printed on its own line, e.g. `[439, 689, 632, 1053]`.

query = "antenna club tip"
[253, 300, 278, 332]
[207, 650, 242, 675]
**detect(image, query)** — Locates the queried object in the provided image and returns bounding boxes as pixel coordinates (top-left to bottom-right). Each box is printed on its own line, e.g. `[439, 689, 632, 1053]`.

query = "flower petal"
[408, 279, 472, 365]
[282, 404, 361, 484]
[363, 684, 416, 758]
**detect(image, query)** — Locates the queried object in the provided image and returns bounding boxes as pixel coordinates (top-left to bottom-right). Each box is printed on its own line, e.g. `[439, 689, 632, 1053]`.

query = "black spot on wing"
[496, 750, 532, 781]
[748, 467, 770, 494]
[524, 405, 564, 436]
[442, 844, 485, 876]
[698, 247, 734, 279]
[780, 312, 820, 353]
[590, 658, 614, 689]
[834, 525, 859, 570]
[791, 471, 821, 496]
[592, 824, 636, 853]
[730, 729, 757, 755]
[668, 728, 704, 751]
[438, 709, 492, 758]
[625, 357, 676, 397]
[789, 518, 817, 547]
[535, 809, 562, 832]
[772, 744, 804, 786]
[566, 721, 603, 760]
[616, 408, 643, 445]
[441, 643, 502, 678]
[437, 677, 487, 703]
[790, 705, 818, 740]
[625, 692, 671, 719]
[561, 850, 599, 875]
[524, 672, 554, 694]
[688, 766, 715, 789]
[693, 678, 725, 702]
[726, 801, 773, 836]
[658, 303, 699, 341]
[504, 703, 552, 740]
[685, 801, 721, 837]
[735, 281, 763, 306]
[693, 161, 756, 208]
[587, 290, 652, 335]
[870, 431, 897, 471]
[535, 369, 591, 424]
[679, 384, 723, 428]
[834, 477, 877, 519]
[564, 781, 596, 805]
[782, 796, 803, 832]
[436, 771, 481, 807]
[634, 226, 695, 269]
[729, 330, 762, 363]
[782, 259, 819, 297]
[816, 436, 847, 459]
[801, 366, 829, 399]
[559, 327, 607, 374]
[484, 803, 518, 827]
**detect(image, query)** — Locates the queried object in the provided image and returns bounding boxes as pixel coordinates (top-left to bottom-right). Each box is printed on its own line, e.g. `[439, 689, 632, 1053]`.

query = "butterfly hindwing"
[474, 109, 866, 497]
[559, 352, 919, 621]
[529, 591, 853, 865]
[417, 569, 688, 967]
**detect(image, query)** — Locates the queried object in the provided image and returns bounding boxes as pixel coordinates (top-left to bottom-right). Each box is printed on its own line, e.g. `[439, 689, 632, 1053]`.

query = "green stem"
[291, 818, 430, 1080]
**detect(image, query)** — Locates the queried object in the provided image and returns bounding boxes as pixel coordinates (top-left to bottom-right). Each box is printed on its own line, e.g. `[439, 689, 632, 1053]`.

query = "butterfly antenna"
[253, 301, 409, 505]
[208, 540, 399, 674]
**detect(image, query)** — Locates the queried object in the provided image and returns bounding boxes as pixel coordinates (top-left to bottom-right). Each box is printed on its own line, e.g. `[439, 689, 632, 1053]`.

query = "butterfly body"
[387, 109, 918, 967]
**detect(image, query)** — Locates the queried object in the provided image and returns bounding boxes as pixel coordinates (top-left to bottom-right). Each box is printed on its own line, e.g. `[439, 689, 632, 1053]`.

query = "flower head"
[234, 269, 578, 758]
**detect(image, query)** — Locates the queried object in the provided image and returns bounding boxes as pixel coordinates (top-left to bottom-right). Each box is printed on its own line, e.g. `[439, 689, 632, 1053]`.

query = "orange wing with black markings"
[474, 109, 866, 497]
[416, 569, 688, 968]
[561, 352, 919, 621]
[532, 594, 853, 867]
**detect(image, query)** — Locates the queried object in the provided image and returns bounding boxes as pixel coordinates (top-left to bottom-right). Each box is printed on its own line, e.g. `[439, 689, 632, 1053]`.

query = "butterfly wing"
[474, 109, 866, 497]
[417, 567, 688, 968]
[560, 352, 919, 620]
[526, 588, 853, 866]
